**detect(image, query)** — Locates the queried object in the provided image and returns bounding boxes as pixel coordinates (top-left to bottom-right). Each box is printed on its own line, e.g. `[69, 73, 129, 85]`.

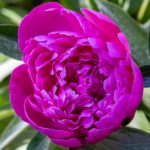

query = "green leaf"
[0, 109, 14, 121]
[141, 65, 150, 77]
[90, 0, 150, 66]
[142, 0, 150, 22]
[141, 88, 150, 122]
[0, 8, 22, 25]
[0, 0, 24, 4]
[79, 0, 98, 10]
[0, 14, 13, 24]
[138, 0, 150, 23]
[0, 76, 10, 106]
[0, 59, 22, 82]
[127, 0, 143, 17]
[0, 116, 13, 136]
[71, 127, 150, 150]
[0, 54, 8, 63]
[0, 72, 14, 136]
[0, 116, 29, 149]
[0, 24, 22, 59]
[59, 0, 80, 11]
[108, 0, 119, 5]
[108, 0, 125, 6]
[128, 111, 150, 133]
[0, 34, 22, 59]
[49, 142, 69, 150]
[140, 65, 150, 87]
[0, 75, 15, 136]
[27, 132, 50, 150]
[4, 127, 36, 150]
[0, 24, 18, 39]
[27, 132, 69, 150]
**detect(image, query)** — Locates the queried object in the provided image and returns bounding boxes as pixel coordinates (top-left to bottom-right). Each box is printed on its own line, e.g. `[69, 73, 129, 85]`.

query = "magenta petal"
[24, 98, 74, 139]
[117, 32, 130, 53]
[19, 2, 63, 50]
[103, 72, 116, 93]
[82, 116, 94, 129]
[88, 37, 106, 50]
[9, 64, 33, 121]
[107, 42, 126, 58]
[95, 115, 120, 129]
[127, 62, 143, 117]
[10, 2, 144, 147]
[112, 95, 131, 121]
[81, 8, 120, 39]
[19, 2, 91, 50]
[86, 126, 118, 144]
[52, 138, 81, 148]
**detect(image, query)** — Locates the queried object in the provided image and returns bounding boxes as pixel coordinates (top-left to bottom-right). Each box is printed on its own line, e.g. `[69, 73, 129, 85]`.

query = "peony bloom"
[10, 2, 143, 148]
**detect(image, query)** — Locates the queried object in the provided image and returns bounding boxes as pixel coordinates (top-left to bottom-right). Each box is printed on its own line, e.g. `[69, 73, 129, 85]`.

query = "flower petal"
[81, 8, 120, 40]
[9, 64, 33, 121]
[24, 97, 74, 139]
[107, 41, 126, 58]
[86, 126, 118, 144]
[19, 3, 98, 50]
[127, 61, 143, 117]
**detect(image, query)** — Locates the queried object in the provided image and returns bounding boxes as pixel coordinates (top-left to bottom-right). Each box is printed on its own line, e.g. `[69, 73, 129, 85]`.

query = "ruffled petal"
[127, 61, 143, 118]
[86, 126, 118, 144]
[81, 8, 120, 40]
[107, 41, 126, 58]
[9, 64, 33, 121]
[24, 97, 74, 139]
[112, 95, 131, 121]
[19, 3, 99, 50]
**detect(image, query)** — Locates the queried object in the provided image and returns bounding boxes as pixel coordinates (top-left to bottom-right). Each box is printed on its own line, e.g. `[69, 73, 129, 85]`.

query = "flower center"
[55, 44, 106, 102]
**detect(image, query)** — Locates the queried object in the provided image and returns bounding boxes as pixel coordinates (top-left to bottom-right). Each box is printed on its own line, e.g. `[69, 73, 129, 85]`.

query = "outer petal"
[19, 2, 99, 50]
[81, 8, 120, 40]
[86, 126, 118, 144]
[24, 97, 74, 139]
[112, 95, 131, 121]
[127, 61, 143, 117]
[9, 64, 33, 121]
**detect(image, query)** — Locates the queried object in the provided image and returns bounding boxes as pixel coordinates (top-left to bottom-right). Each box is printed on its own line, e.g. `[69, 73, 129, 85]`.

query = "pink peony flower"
[10, 2, 143, 148]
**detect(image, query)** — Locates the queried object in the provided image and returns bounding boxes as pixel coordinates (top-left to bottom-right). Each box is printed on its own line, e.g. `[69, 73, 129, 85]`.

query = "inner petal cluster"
[23, 31, 133, 143]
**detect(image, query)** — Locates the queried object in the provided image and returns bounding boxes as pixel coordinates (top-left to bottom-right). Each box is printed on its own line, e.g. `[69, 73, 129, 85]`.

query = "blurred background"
[0, 0, 150, 150]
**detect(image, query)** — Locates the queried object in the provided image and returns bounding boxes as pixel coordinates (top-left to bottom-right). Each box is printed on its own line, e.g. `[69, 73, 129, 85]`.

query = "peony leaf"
[0, 24, 18, 38]
[107, 0, 119, 5]
[59, 0, 80, 11]
[108, 0, 125, 6]
[126, 0, 143, 17]
[0, 24, 22, 59]
[0, 116, 36, 150]
[141, 88, 150, 123]
[0, 76, 15, 135]
[71, 127, 150, 150]
[27, 132, 50, 150]
[139, 0, 150, 23]
[27, 132, 69, 150]
[0, 117, 27, 149]
[87, 0, 150, 66]
[140, 65, 150, 87]
[138, 66, 150, 122]
[49, 142, 69, 150]
[0, 0, 24, 4]
[0, 58, 22, 82]
[128, 111, 150, 133]
[0, 76, 10, 108]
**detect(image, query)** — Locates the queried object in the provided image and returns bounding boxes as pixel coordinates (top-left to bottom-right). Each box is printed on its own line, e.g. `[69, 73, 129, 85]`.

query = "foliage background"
[0, 0, 150, 150]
